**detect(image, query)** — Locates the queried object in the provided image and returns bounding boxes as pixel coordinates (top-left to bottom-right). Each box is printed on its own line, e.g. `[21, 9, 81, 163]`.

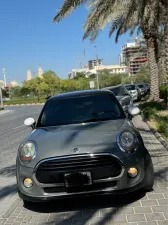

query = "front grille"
[36, 154, 122, 184]
[44, 181, 117, 194]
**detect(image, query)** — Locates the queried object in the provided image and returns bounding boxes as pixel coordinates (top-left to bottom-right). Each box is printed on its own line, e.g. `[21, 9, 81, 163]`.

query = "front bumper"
[130, 94, 138, 101]
[16, 157, 145, 202]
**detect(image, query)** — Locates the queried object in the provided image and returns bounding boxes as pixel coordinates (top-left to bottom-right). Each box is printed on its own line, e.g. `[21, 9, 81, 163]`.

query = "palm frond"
[53, 0, 88, 22]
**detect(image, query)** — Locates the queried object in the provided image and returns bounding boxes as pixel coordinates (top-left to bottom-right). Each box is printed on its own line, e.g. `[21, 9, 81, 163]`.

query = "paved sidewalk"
[0, 115, 167, 225]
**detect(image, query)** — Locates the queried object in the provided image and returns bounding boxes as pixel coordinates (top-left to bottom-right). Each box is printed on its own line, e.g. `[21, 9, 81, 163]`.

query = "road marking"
[12, 125, 25, 130]
[0, 110, 14, 116]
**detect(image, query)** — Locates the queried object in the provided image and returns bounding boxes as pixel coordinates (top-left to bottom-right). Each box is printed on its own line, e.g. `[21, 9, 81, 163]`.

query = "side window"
[123, 87, 128, 96]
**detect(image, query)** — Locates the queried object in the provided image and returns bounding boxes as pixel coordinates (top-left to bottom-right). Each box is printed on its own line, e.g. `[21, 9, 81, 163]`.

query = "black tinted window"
[37, 94, 124, 127]
[109, 87, 127, 96]
[138, 85, 144, 88]
[125, 85, 135, 91]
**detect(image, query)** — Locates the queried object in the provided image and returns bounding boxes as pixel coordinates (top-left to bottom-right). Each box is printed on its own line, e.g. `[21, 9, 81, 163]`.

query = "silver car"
[16, 90, 154, 204]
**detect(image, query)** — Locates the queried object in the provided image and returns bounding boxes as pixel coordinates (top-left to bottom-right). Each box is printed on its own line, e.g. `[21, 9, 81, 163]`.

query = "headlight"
[117, 131, 137, 152]
[19, 141, 37, 162]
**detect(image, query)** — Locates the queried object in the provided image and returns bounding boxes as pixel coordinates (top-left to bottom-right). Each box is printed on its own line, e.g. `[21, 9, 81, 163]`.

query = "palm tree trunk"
[164, 19, 168, 83]
[146, 38, 160, 101]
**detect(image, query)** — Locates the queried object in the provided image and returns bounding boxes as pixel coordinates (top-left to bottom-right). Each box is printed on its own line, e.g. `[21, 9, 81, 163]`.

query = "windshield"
[37, 94, 125, 127]
[138, 85, 144, 88]
[109, 87, 127, 96]
[125, 85, 136, 91]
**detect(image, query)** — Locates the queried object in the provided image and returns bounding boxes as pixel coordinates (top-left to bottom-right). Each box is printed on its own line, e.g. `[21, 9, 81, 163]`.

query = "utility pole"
[2, 68, 6, 87]
[94, 45, 100, 89]
[0, 86, 4, 110]
[96, 56, 100, 90]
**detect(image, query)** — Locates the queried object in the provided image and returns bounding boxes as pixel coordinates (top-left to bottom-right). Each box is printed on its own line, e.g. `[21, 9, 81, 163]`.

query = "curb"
[4, 103, 44, 106]
[142, 114, 168, 151]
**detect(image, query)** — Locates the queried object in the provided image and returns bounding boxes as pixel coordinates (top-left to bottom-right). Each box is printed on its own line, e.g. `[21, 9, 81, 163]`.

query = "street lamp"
[94, 45, 100, 89]
[2, 68, 7, 87]
[0, 83, 4, 110]
[96, 61, 100, 89]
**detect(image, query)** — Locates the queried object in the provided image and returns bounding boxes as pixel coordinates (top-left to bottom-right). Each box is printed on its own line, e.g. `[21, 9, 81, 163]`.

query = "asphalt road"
[0, 105, 43, 167]
[0, 106, 43, 216]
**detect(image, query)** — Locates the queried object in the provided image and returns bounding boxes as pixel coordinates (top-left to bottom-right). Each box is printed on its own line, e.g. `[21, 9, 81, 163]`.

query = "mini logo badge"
[73, 148, 79, 153]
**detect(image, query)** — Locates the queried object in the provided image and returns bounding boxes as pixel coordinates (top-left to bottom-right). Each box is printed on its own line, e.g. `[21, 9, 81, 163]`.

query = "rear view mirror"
[24, 118, 36, 129]
[128, 106, 140, 117]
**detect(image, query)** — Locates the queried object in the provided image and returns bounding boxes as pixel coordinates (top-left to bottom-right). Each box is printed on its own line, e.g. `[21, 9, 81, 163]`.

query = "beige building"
[27, 70, 32, 81]
[97, 65, 128, 74]
[10, 81, 19, 87]
[38, 67, 43, 78]
[68, 65, 128, 79]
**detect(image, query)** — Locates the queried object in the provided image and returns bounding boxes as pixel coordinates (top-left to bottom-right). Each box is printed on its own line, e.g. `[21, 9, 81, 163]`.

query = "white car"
[125, 85, 139, 101]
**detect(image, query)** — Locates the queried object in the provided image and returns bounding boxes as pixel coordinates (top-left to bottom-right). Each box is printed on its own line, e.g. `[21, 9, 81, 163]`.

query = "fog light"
[23, 178, 33, 188]
[128, 168, 138, 178]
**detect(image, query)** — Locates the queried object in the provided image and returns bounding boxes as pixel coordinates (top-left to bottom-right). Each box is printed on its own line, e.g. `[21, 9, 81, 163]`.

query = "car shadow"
[24, 191, 146, 224]
[25, 191, 145, 212]
[0, 184, 17, 200]
[0, 164, 16, 177]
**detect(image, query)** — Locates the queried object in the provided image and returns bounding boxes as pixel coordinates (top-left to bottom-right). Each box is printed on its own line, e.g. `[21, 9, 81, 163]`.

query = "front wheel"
[143, 154, 154, 192]
[23, 200, 32, 206]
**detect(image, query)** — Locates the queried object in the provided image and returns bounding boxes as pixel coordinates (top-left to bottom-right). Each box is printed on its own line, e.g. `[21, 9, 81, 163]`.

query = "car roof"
[49, 89, 113, 100]
[125, 84, 135, 86]
[102, 85, 123, 89]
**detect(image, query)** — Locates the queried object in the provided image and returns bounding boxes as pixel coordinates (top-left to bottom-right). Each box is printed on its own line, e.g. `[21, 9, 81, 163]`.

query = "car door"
[120, 86, 132, 112]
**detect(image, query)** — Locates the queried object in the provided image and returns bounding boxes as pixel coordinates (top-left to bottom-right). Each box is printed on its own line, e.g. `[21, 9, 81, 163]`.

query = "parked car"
[136, 84, 146, 96]
[124, 84, 141, 101]
[143, 83, 150, 93]
[46, 96, 51, 101]
[16, 90, 154, 204]
[103, 85, 133, 114]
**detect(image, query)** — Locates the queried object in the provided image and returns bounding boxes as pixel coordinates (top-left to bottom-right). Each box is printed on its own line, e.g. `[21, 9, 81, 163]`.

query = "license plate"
[64, 172, 92, 187]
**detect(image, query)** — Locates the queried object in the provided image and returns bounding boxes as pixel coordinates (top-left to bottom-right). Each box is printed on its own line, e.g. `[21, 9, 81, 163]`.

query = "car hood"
[116, 96, 124, 101]
[22, 119, 136, 167]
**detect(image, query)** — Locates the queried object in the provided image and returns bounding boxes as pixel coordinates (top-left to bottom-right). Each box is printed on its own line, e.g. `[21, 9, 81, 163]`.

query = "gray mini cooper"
[16, 90, 154, 204]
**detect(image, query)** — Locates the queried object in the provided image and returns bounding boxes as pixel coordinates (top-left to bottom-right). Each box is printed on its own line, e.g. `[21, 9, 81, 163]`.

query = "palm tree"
[157, 27, 166, 84]
[53, 0, 162, 100]
[162, 2, 168, 83]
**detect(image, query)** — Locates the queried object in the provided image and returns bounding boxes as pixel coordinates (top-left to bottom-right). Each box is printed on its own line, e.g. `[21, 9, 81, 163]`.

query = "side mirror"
[128, 106, 140, 117]
[24, 118, 36, 129]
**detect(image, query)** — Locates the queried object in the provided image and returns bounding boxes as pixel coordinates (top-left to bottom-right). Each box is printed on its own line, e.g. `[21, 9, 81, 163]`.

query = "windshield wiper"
[92, 110, 119, 116]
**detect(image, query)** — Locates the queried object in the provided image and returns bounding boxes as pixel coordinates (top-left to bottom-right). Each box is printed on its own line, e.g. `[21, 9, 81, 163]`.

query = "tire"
[23, 200, 32, 207]
[143, 154, 154, 192]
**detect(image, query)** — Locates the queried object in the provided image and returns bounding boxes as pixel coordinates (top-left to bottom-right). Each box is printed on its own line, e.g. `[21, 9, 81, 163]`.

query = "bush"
[156, 115, 168, 138]
[142, 107, 158, 120]
[140, 101, 165, 120]
[140, 101, 164, 111]
[4, 98, 46, 105]
[160, 86, 168, 103]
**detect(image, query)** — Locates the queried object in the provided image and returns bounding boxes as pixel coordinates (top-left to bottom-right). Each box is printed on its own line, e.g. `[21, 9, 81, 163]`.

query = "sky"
[0, 0, 131, 84]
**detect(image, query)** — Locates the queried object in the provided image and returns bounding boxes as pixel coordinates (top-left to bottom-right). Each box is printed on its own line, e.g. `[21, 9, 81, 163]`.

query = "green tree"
[73, 72, 86, 80]
[10, 86, 22, 97]
[98, 70, 122, 88]
[53, 0, 164, 101]
[23, 77, 48, 100]
[20, 87, 31, 97]
[43, 70, 60, 96]
[121, 75, 132, 84]
[2, 88, 9, 98]
[133, 64, 150, 84]
[89, 74, 96, 79]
